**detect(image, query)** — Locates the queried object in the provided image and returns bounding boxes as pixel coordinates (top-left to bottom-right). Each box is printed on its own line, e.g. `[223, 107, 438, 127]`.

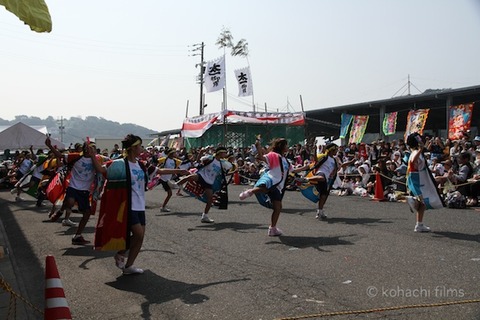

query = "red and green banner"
[448, 103, 474, 140]
[383, 112, 397, 136]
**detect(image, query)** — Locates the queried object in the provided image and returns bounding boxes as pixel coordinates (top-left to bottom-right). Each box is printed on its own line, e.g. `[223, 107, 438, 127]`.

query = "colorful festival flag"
[234, 67, 253, 97]
[404, 109, 429, 140]
[349, 115, 369, 144]
[339, 113, 353, 139]
[448, 103, 474, 140]
[383, 112, 398, 136]
[203, 55, 226, 93]
[181, 112, 221, 138]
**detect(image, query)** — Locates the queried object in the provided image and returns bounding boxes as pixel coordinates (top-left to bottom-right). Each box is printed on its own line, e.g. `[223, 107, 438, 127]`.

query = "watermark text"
[366, 286, 465, 299]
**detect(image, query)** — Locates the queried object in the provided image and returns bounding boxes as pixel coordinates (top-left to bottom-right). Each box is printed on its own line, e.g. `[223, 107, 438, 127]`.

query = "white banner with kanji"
[234, 67, 253, 97]
[203, 55, 225, 93]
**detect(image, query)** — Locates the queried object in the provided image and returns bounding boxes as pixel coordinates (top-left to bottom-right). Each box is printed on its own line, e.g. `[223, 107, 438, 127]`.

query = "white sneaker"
[268, 226, 283, 236]
[160, 207, 171, 212]
[122, 265, 144, 275]
[414, 224, 431, 233]
[15, 196, 25, 202]
[10, 188, 16, 195]
[406, 196, 418, 213]
[62, 219, 78, 227]
[316, 209, 327, 220]
[239, 189, 254, 200]
[201, 215, 214, 223]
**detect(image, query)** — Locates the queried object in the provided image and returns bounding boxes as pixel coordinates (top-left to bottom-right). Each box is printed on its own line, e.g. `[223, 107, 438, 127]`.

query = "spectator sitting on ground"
[392, 163, 408, 193]
[430, 157, 445, 177]
[391, 150, 403, 167]
[339, 177, 354, 196]
[357, 162, 371, 187]
[466, 163, 480, 207]
[447, 151, 474, 197]
[434, 159, 454, 193]
[245, 162, 260, 184]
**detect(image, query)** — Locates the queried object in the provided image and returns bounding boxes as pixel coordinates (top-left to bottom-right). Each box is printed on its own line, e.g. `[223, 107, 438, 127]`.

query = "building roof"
[305, 84, 480, 138]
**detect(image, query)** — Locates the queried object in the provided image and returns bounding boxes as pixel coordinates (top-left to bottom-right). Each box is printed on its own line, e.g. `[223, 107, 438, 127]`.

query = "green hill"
[0, 115, 157, 146]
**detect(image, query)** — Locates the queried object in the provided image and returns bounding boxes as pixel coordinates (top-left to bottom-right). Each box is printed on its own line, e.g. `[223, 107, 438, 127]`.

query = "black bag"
[215, 161, 229, 210]
[217, 185, 228, 210]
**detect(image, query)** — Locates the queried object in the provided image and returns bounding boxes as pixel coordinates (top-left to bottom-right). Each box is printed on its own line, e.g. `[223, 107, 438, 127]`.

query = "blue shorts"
[65, 187, 90, 212]
[129, 210, 146, 226]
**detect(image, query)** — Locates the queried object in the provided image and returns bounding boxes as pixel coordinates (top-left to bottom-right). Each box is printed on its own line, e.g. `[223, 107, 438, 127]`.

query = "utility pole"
[191, 42, 205, 115]
[57, 116, 65, 142]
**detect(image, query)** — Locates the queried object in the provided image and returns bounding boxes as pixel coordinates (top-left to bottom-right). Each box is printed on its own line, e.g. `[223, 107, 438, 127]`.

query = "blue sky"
[1, 0, 480, 132]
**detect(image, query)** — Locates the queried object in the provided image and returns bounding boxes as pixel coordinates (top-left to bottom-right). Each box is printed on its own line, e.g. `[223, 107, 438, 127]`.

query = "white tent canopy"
[0, 122, 64, 151]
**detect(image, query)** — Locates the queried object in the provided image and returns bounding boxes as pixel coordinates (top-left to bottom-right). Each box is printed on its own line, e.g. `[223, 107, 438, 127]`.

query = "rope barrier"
[237, 173, 259, 183]
[377, 172, 407, 187]
[274, 298, 480, 320]
[350, 171, 478, 190]
[239, 168, 479, 191]
[0, 276, 44, 318]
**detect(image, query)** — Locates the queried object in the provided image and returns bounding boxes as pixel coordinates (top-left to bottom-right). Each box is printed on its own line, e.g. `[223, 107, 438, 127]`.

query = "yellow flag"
[0, 0, 52, 33]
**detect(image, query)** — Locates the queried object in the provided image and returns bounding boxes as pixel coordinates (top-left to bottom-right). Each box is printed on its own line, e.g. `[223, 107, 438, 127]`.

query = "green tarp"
[184, 123, 305, 149]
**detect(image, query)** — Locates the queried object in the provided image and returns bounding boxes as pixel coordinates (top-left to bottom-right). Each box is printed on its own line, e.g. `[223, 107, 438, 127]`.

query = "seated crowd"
[3, 134, 480, 209]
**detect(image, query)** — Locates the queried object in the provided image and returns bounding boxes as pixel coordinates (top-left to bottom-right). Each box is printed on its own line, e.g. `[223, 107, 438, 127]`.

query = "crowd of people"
[2, 132, 480, 274]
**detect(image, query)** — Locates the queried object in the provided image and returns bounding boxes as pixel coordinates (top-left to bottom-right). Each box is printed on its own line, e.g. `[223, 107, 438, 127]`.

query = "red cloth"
[94, 159, 128, 251]
[46, 169, 70, 204]
[94, 180, 128, 251]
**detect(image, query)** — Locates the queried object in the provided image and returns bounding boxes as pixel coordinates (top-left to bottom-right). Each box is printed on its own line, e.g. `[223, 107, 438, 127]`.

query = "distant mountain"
[0, 115, 157, 146]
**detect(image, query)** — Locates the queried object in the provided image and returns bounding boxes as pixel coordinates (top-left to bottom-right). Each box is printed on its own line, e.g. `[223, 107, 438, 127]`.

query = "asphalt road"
[0, 184, 479, 320]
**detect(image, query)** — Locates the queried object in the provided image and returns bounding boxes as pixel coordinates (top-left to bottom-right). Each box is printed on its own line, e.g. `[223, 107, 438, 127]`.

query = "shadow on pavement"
[432, 231, 480, 243]
[154, 211, 200, 218]
[267, 234, 357, 251]
[106, 270, 250, 319]
[282, 208, 315, 214]
[62, 247, 178, 271]
[187, 222, 265, 233]
[326, 217, 393, 225]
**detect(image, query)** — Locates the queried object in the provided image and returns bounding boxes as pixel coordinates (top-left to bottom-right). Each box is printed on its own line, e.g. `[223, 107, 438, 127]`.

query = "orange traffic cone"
[233, 171, 240, 185]
[372, 172, 386, 201]
[44, 255, 72, 320]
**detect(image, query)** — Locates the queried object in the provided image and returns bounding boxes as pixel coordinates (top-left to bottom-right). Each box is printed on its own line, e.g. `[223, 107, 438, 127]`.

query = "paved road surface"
[0, 185, 479, 319]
